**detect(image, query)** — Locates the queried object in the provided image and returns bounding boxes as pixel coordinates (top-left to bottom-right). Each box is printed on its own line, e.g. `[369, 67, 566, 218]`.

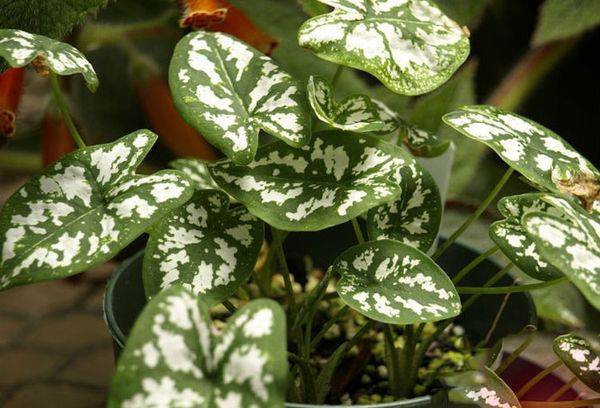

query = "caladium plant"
[1, 2, 599, 407]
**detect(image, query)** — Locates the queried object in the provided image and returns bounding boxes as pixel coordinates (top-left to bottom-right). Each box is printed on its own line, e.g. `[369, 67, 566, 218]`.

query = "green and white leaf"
[298, 0, 470, 95]
[524, 197, 600, 310]
[397, 120, 451, 157]
[0, 29, 98, 91]
[170, 158, 220, 192]
[366, 161, 441, 252]
[531, 280, 586, 329]
[444, 105, 600, 208]
[143, 190, 263, 304]
[446, 367, 521, 408]
[307, 74, 394, 133]
[108, 286, 287, 407]
[490, 193, 563, 281]
[554, 333, 600, 392]
[333, 239, 461, 324]
[169, 31, 311, 165]
[209, 130, 415, 232]
[0, 130, 194, 291]
[532, 0, 600, 46]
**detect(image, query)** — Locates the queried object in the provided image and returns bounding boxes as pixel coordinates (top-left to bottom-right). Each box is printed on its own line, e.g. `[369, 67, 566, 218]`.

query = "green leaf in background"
[143, 190, 263, 304]
[553, 333, 600, 392]
[532, 0, 600, 46]
[334, 240, 461, 324]
[209, 130, 414, 232]
[531, 280, 586, 328]
[433, 0, 492, 28]
[109, 286, 288, 407]
[0, 29, 98, 91]
[307, 75, 393, 133]
[170, 159, 220, 192]
[444, 105, 600, 209]
[0, 130, 194, 290]
[446, 367, 521, 408]
[298, 0, 470, 95]
[0, 0, 107, 40]
[298, 0, 331, 16]
[366, 161, 442, 252]
[524, 196, 600, 310]
[490, 193, 563, 281]
[169, 31, 311, 165]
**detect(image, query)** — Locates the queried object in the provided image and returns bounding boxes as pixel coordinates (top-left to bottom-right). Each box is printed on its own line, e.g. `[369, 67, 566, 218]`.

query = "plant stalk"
[384, 325, 402, 397]
[479, 292, 511, 347]
[49, 73, 86, 149]
[273, 228, 297, 314]
[457, 277, 567, 295]
[520, 400, 600, 408]
[351, 218, 366, 244]
[433, 168, 514, 260]
[516, 359, 563, 398]
[452, 245, 499, 284]
[547, 376, 577, 402]
[310, 305, 349, 350]
[495, 325, 537, 375]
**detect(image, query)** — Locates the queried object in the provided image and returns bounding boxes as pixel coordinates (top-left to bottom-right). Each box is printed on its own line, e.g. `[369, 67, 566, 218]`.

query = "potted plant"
[0, 0, 599, 407]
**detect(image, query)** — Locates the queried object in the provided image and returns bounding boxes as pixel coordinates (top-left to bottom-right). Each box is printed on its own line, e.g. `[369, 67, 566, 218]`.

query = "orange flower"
[41, 109, 75, 166]
[180, 0, 278, 55]
[135, 75, 218, 160]
[0, 68, 25, 145]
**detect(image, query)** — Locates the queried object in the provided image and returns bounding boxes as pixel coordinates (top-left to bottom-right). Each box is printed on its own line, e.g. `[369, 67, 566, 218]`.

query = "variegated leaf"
[0, 29, 98, 91]
[170, 158, 220, 191]
[524, 200, 600, 311]
[143, 190, 263, 305]
[446, 367, 521, 408]
[307, 74, 392, 133]
[444, 105, 600, 209]
[398, 120, 451, 157]
[0, 130, 194, 290]
[366, 160, 441, 252]
[169, 31, 311, 165]
[209, 130, 417, 231]
[554, 333, 600, 392]
[490, 193, 563, 281]
[333, 239, 461, 324]
[108, 286, 287, 408]
[298, 0, 470, 95]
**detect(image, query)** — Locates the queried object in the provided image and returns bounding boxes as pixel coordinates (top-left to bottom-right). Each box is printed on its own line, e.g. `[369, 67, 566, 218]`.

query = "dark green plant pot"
[103, 233, 536, 407]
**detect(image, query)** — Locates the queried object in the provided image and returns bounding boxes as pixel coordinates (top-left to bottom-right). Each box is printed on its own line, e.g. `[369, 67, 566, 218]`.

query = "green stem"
[461, 262, 513, 312]
[457, 277, 567, 295]
[384, 325, 402, 397]
[49, 73, 86, 149]
[433, 168, 514, 261]
[331, 65, 345, 90]
[521, 400, 600, 408]
[288, 352, 317, 402]
[273, 228, 296, 314]
[495, 325, 537, 375]
[310, 305, 349, 350]
[547, 376, 577, 402]
[452, 245, 499, 284]
[400, 324, 416, 397]
[478, 292, 511, 347]
[516, 359, 563, 398]
[351, 218, 366, 244]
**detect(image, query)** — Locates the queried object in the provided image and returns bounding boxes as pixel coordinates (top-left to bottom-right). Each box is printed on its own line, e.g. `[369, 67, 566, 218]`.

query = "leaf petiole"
[457, 277, 568, 295]
[49, 72, 86, 149]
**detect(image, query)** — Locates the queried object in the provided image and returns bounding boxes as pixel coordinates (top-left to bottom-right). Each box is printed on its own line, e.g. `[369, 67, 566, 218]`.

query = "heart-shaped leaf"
[307, 74, 393, 133]
[143, 190, 263, 305]
[554, 333, 600, 392]
[366, 161, 441, 252]
[333, 239, 461, 324]
[170, 158, 220, 191]
[169, 30, 311, 165]
[0, 130, 194, 290]
[446, 367, 521, 408]
[524, 200, 600, 311]
[108, 285, 287, 407]
[298, 0, 470, 95]
[0, 29, 98, 91]
[444, 105, 600, 209]
[209, 130, 416, 231]
[490, 193, 563, 281]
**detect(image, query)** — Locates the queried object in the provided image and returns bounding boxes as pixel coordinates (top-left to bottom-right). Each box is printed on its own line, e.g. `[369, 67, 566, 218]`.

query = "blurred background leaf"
[532, 0, 600, 45]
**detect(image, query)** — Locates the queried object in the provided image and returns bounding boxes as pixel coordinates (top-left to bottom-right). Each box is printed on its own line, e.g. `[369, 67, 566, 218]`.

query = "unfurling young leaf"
[170, 158, 221, 192]
[524, 196, 600, 311]
[169, 31, 311, 165]
[209, 130, 416, 232]
[0, 29, 98, 91]
[490, 193, 563, 281]
[444, 105, 600, 210]
[366, 160, 442, 252]
[445, 367, 521, 408]
[307, 74, 394, 133]
[109, 286, 288, 407]
[554, 333, 600, 392]
[333, 240, 461, 324]
[298, 0, 470, 95]
[143, 190, 263, 304]
[0, 130, 194, 291]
